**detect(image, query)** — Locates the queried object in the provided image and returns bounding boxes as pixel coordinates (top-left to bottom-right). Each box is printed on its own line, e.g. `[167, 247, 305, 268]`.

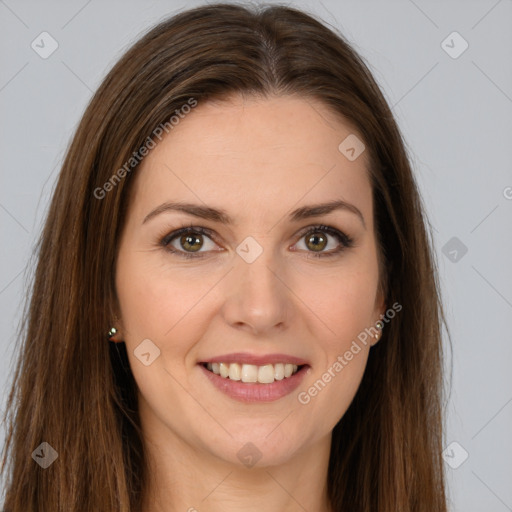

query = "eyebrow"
[143, 199, 366, 229]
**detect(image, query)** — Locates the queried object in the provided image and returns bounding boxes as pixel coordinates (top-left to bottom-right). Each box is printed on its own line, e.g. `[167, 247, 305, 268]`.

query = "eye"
[293, 225, 354, 258]
[161, 226, 219, 259]
[160, 224, 354, 259]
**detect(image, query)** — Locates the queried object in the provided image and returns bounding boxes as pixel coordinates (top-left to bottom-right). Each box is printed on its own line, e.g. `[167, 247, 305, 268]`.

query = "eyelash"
[160, 224, 354, 260]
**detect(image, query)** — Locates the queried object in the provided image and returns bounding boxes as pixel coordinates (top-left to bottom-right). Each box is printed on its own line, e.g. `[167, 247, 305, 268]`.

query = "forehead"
[132, 94, 372, 225]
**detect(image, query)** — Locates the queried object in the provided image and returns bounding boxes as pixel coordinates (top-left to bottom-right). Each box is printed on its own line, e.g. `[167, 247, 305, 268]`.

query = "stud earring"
[108, 327, 118, 341]
[374, 320, 384, 342]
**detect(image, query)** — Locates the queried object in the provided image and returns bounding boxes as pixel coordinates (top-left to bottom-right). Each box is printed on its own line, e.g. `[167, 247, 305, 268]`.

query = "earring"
[374, 320, 384, 342]
[108, 327, 118, 341]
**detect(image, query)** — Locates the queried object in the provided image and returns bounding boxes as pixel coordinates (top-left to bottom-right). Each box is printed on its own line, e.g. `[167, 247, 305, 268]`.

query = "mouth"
[198, 354, 310, 403]
[201, 362, 304, 383]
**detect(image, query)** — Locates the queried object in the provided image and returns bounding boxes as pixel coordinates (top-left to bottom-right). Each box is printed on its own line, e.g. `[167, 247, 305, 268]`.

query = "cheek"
[294, 326, 370, 444]
[115, 252, 210, 397]
[293, 261, 377, 421]
[305, 262, 379, 346]
[116, 248, 218, 340]
[115, 251, 225, 388]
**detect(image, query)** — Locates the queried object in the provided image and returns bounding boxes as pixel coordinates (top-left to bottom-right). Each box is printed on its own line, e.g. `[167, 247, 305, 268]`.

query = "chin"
[203, 424, 311, 469]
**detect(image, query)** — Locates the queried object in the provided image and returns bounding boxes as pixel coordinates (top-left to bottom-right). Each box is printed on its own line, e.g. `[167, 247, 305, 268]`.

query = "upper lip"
[199, 352, 310, 366]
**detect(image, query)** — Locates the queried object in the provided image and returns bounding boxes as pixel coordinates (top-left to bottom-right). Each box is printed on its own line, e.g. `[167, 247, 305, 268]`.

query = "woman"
[1, 3, 449, 511]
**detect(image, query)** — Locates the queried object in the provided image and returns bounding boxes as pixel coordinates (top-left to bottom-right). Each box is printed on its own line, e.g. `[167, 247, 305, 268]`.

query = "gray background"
[1, 0, 511, 510]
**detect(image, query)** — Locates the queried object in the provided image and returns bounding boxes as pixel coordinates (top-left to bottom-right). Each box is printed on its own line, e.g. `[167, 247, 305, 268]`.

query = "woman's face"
[115, 94, 385, 467]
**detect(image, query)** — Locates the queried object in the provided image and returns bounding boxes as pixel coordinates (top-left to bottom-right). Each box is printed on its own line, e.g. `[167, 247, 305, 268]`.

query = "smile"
[199, 362, 309, 403]
[204, 362, 301, 383]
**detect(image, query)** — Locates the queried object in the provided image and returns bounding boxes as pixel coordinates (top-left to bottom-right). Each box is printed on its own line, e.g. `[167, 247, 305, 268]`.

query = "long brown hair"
[1, 3, 448, 510]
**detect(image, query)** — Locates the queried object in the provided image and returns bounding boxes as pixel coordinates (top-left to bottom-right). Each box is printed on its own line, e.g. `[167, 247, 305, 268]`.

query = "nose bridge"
[221, 240, 291, 333]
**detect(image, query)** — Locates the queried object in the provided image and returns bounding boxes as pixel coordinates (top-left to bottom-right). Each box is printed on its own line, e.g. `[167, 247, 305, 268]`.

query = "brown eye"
[305, 232, 328, 252]
[294, 224, 354, 258]
[161, 226, 218, 258]
[180, 233, 203, 252]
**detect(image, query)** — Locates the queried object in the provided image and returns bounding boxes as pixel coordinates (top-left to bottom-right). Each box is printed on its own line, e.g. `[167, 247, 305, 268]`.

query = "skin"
[113, 93, 386, 512]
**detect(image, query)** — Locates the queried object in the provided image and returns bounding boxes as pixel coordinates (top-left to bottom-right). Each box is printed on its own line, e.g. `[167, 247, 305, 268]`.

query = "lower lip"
[199, 364, 309, 403]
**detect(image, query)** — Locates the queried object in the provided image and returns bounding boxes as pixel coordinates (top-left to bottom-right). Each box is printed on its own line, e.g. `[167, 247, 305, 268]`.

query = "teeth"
[205, 362, 300, 383]
[228, 363, 241, 381]
[274, 363, 285, 380]
[219, 362, 230, 378]
[258, 364, 275, 384]
[241, 364, 258, 383]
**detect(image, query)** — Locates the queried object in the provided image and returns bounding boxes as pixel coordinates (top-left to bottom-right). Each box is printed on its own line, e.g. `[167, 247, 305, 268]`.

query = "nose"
[220, 247, 292, 336]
